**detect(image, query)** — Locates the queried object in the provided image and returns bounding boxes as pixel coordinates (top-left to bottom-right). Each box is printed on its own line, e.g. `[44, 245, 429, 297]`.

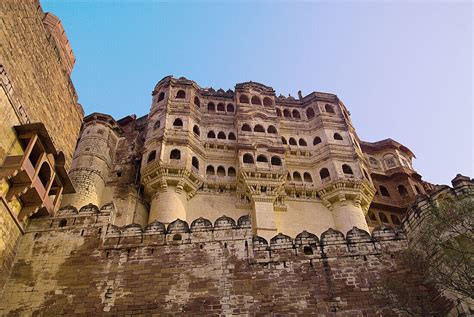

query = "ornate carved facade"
[1, 2, 471, 315]
[62, 76, 431, 241]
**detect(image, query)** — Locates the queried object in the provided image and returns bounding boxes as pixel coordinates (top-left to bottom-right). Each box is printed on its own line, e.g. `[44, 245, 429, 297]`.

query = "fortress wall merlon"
[27, 203, 407, 262]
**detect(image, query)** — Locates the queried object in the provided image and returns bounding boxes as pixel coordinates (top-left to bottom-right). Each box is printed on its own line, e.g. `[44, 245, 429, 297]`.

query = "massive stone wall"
[0, 0, 83, 298]
[0, 1, 83, 169]
[0, 203, 445, 316]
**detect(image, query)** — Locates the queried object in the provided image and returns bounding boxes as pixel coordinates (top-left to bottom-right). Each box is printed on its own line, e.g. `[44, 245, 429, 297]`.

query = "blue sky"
[42, 0, 472, 185]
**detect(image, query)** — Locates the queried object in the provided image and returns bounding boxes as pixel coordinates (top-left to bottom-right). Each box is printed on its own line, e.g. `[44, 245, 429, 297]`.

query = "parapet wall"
[0, 202, 429, 316]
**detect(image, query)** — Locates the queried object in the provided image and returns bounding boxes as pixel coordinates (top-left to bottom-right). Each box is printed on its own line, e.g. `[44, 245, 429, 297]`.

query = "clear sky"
[42, 0, 472, 186]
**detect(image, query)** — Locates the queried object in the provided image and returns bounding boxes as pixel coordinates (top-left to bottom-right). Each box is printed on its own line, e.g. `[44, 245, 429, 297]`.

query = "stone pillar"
[319, 180, 375, 236]
[252, 199, 278, 241]
[149, 187, 187, 225]
[332, 200, 369, 235]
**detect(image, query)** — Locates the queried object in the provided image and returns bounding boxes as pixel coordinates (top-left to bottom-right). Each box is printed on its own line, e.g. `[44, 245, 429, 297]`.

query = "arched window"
[398, 185, 409, 197]
[369, 157, 378, 166]
[313, 136, 322, 145]
[193, 125, 200, 136]
[173, 118, 183, 127]
[147, 150, 156, 163]
[369, 212, 377, 221]
[228, 167, 236, 177]
[217, 166, 226, 177]
[217, 103, 225, 111]
[289, 138, 297, 146]
[217, 131, 226, 139]
[293, 172, 302, 182]
[299, 138, 307, 146]
[283, 109, 291, 118]
[267, 125, 277, 134]
[391, 215, 401, 225]
[251, 96, 262, 105]
[379, 213, 389, 223]
[254, 125, 265, 133]
[256, 155, 268, 163]
[207, 102, 216, 112]
[384, 155, 397, 168]
[319, 168, 330, 180]
[380, 185, 390, 197]
[243, 153, 254, 164]
[170, 149, 181, 160]
[228, 132, 236, 140]
[241, 124, 252, 132]
[192, 157, 199, 170]
[194, 96, 200, 107]
[303, 246, 313, 255]
[292, 110, 301, 119]
[281, 137, 287, 145]
[227, 103, 234, 112]
[153, 120, 161, 130]
[207, 130, 216, 138]
[38, 162, 51, 188]
[206, 165, 215, 176]
[303, 172, 313, 182]
[333, 133, 343, 140]
[306, 107, 315, 119]
[342, 164, 353, 175]
[276, 109, 282, 117]
[271, 156, 282, 166]
[157, 92, 165, 102]
[176, 90, 186, 99]
[239, 94, 249, 103]
[263, 97, 272, 107]
[325, 104, 335, 113]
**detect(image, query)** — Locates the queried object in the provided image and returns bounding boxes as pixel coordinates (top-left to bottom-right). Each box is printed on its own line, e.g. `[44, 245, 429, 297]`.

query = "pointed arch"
[251, 96, 262, 105]
[176, 90, 186, 99]
[170, 149, 181, 160]
[217, 103, 225, 111]
[319, 168, 330, 180]
[254, 124, 265, 133]
[207, 130, 216, 138]
[217, 131, 226, 139]
[239, 94, 249, 104]
[267, 125, 277, 134]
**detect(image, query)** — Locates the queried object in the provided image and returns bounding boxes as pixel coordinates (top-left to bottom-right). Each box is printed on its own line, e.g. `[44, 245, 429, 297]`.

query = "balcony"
[0, 124, 75, 222]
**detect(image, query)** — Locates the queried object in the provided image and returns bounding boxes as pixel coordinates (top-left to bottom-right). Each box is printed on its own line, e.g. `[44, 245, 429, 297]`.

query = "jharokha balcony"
[0, 123, 75, 226]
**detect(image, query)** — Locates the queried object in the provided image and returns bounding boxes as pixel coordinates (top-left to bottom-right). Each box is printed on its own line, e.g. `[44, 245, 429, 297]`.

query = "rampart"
[0, 202, 436, 316]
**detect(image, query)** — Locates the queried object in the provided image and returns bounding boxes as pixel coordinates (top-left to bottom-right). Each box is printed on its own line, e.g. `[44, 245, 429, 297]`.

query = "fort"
[0, 1, 471, 315]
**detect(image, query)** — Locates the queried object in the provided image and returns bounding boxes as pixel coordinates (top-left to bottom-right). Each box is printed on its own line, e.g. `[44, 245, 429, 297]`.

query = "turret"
[61, 113, 122, 208]
[142, 77, 203, 224]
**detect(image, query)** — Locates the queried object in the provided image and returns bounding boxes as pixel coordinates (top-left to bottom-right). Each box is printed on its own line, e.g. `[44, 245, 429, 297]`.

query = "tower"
[61, 113, 122, 209]
[141, 77, 203, 225]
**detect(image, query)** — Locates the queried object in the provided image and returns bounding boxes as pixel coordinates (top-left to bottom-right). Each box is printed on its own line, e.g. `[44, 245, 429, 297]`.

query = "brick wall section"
[0, 203, 22, 292]
[0, 203, 443, 316]
[0, 1, 83, 169]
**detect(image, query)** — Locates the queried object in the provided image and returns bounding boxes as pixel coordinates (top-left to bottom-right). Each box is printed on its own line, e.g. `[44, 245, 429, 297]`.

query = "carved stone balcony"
[0, 124, 75, 223]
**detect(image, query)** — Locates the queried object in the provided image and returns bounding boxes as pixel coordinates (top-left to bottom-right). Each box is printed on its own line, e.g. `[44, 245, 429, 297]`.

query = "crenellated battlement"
[26, 202, 407, 265]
